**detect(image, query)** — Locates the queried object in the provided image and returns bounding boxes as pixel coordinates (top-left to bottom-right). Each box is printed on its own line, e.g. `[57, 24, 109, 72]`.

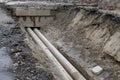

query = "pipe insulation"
[34, 28, 86, 80]
[27, 28, 73, 80]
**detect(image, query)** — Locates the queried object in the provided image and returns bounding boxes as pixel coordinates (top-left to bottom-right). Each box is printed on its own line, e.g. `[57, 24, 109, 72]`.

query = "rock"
[104, 32, 120, 61]
[13, 63, 18, 67]
[20, 53, 27, 59]
[14, 52, 20, 58]
[11, 49, 14, 52]
[91, 66, 103, 75]
[26, 77, 31, 80]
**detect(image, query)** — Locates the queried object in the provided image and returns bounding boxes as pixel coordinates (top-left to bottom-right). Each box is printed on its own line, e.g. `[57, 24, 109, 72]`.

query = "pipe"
[27, 28, 73, 80]
[34, 28, 86, 80]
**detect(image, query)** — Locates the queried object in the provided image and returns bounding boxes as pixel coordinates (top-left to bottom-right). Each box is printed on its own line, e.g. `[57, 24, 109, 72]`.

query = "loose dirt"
[0, 8, 53, 80]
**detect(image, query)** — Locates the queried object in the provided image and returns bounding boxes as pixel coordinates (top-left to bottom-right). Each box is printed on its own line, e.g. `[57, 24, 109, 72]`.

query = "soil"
[40, 8, 120, 80]
[0, 8, 53, 80]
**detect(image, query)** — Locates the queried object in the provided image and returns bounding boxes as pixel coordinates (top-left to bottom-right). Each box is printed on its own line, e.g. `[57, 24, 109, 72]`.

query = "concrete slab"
[24, 17, 34, 27]
[19, 17, 34, 27]
[15, 8, 52, 16]
[18, 16, 54, 27]
[39, 17, 54, 27]
[35, 17, 41, 27]
[91, 66, 103, 75]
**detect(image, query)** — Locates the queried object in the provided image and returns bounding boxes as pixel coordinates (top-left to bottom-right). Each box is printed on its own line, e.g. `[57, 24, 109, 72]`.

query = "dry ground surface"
[22, 0, 120, 10]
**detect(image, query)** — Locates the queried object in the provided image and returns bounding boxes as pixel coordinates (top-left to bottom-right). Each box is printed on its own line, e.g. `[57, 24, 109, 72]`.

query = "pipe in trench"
[27, 28, 73, 80]
[34, 28, 86, 80]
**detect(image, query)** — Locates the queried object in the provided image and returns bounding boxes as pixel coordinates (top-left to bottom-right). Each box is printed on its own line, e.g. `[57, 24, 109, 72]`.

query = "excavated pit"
[4, 3, 120, 80]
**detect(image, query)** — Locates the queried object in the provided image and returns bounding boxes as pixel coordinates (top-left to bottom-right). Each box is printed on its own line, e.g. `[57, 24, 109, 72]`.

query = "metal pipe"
[27, 28, 73, 80]
[34, 28, 86, 80]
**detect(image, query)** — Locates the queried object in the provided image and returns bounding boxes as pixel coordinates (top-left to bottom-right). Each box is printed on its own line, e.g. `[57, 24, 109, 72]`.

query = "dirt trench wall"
[78, 0, 120, 10]
[42, 8, 120, 62]
[67, 9, 120, 62]
[40, 8, 120, 79]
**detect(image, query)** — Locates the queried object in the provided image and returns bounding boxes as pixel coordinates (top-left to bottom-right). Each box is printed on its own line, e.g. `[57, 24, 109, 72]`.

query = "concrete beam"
[18, 16, 54, 27]
[15, 8, 52, 16]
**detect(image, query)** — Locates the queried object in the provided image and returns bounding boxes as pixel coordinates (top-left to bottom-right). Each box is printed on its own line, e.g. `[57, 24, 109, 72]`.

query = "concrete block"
[91, 66, 103, 75]
[35, 17, 41, 27]
[18, 16, 54, 27]
[15, 8, 52, 16]
[24, 17, 34, 27]
[18, 17, 23, 24]
[18, 17, 34, 27]
[39, 17, 54, 26]
[104, 32, 120, 61]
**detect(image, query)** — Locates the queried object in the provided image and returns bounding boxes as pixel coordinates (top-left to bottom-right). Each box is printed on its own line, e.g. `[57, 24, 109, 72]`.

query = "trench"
[23, 8, 120, 80]
[4, 2, 120, 80]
